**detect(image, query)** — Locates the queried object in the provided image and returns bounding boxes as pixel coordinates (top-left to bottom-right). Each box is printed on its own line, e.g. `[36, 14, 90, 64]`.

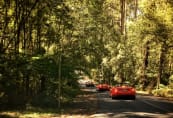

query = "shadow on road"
[93, 91, 173, 118]
[1, 88, 172, 118]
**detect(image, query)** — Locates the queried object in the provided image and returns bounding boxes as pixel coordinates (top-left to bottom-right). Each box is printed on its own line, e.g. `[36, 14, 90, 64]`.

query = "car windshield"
[116, 82, 131, 87]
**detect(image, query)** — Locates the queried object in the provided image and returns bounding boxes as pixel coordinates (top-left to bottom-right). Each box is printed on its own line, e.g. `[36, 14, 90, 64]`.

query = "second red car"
[96, 83, 110, 91]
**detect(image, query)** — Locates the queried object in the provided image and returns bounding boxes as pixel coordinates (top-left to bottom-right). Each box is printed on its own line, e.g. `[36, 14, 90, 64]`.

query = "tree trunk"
[141, 41, 149, 90]
[120, 0, 126, 34]
[26, 75, 29, 96]
[134, 0, 138, 18]
[58, 52, 62, 109]
[40, 76, 46, 92]
[15, 0, 20, 54]
[157, 44, 167, 89]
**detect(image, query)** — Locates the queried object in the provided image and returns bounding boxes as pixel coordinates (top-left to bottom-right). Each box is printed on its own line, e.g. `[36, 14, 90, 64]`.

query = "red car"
[96, 84, 110, 91]
[109, 83, 136, 100]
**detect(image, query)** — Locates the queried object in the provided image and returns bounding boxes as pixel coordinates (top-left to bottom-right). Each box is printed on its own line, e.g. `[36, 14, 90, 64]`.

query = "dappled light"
[1, 0, 173, 117]
[90, 112, 173, 118]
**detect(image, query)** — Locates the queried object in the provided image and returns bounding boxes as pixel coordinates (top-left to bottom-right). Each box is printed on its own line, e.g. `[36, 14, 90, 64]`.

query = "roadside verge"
[61, 88, 98, 117]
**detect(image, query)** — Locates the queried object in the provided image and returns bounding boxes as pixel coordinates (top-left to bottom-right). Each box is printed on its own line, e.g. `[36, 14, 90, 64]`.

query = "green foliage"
[31, 92, 58, 108]
[62, 85, 81, 103]
[152, 84, 173, 97]
[1, 0, 173, 109]
[32, 56, 58, 78]
[127, 0, 173, 89]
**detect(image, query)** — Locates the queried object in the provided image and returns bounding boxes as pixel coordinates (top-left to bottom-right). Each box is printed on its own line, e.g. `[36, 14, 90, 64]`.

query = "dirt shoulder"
[137, 90, 173, 101]
[0, 88, 98, 118]
[61, 88, 98, 117]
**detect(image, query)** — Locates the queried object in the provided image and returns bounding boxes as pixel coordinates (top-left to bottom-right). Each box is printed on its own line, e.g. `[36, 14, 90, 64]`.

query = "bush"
[31, 92, 58, 108]
[61, 86, 81, 103]
[152, 85, 173, 97]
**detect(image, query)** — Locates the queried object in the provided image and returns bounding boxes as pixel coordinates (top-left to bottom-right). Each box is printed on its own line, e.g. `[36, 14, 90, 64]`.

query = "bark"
[40, 76, 46, 92]
[3, 0, 40, 53]
[141, 41, 149, 90]
[120, 0, 126, 34]
[26, 75, 29, 96]
[134, 0, 138, 18]
[157, 44, 167, 89]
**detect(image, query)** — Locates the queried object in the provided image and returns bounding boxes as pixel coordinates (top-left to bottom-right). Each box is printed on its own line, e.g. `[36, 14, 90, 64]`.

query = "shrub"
[152, 84, 173, 97]
[31, 92, 58, 108]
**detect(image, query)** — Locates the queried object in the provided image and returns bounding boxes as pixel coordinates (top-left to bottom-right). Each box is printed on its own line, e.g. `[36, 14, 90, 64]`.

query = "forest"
[0, 0, 173, 109]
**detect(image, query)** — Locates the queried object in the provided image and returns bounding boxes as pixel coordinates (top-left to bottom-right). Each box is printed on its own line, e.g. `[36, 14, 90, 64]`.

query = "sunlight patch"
[61, 115, 89, 118]
[89, 112, 173, 118]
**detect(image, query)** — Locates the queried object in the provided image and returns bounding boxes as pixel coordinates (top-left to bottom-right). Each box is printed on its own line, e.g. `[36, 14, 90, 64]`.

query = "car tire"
[131, 96, 136, 100]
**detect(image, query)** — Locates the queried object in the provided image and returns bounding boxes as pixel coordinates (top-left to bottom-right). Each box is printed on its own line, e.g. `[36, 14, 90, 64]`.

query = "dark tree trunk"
[26, 75, 30, 96]
[134, 0, 138, 18]
[120, 0, 126, 34]
[40, 76, 46, 92]
[157, 44, 167, 89]
[141, 41, 150, 90]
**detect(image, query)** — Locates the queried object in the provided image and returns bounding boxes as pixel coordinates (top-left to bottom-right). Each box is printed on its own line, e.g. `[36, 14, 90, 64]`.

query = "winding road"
[89, 88, 173, 118]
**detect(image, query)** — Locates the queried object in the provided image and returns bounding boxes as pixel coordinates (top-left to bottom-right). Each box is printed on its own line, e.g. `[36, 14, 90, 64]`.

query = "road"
[89, 89, 173, 118]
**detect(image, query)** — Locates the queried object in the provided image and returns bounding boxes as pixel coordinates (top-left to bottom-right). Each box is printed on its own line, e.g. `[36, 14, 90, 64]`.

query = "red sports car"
[96, 83, 110, 91]
[109, 83, 136, 100]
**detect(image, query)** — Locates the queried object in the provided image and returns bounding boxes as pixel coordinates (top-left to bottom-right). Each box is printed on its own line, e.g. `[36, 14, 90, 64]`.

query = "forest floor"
[0, 88, 98, 118]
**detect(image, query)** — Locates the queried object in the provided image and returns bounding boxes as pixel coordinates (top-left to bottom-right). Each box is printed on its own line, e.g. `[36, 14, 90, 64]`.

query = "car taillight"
[114, 89, 118, 92]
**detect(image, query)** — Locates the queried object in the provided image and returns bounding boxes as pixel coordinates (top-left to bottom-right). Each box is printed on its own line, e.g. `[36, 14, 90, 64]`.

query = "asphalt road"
[90, 89, 173, 118]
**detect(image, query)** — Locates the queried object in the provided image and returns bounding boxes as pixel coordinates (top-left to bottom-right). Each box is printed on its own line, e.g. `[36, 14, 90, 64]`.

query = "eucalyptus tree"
[80, 0, 120, 83]
[83, 0, 136, 83]
[0, 0, 44, 104]
[98, 0, 140, 84]
[0, 0, 80, 107]
[129, 0, 173, 89]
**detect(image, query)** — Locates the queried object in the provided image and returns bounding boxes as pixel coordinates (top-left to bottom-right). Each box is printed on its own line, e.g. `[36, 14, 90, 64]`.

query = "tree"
[128, 0, 173, 89]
